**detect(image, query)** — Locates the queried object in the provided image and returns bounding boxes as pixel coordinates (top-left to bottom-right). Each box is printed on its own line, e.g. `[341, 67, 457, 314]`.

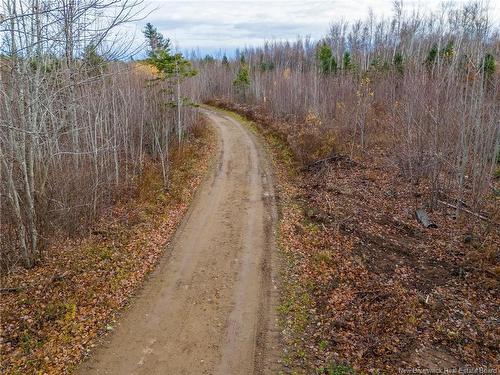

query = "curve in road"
[77, 108, 281, 375]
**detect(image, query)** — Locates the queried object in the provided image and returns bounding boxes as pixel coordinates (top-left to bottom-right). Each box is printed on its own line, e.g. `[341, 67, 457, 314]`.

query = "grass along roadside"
[0, 117, 217, 374]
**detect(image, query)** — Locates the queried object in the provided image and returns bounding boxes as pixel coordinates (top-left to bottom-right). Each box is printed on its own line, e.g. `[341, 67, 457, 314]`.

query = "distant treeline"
[194, 1, 499, 212]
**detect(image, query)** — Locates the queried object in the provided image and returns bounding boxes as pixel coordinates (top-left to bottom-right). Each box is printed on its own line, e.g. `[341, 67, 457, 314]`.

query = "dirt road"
[77, 109, 281, 375]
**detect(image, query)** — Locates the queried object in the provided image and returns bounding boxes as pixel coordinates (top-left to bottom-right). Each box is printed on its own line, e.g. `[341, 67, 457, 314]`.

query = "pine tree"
[222, 54, 229, 67]
[317, 43, 337, 74]
[425, 44, 438, 69]
[483, 53, 495, 81]
[203, 54, 215, 64]
[233, 60, 251, 98]
[343, 51, 353, 72]
[143, 23, 170, 55]
[142, 24, 197, 146]
[259, 54, 275, 72]
[83, 44, 107, 76]
[393, 52, 404, 74]
[440, 40, 454, 63]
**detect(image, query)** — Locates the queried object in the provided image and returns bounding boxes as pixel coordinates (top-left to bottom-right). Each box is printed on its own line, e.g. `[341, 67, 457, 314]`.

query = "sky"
[130, 0, 500, 57]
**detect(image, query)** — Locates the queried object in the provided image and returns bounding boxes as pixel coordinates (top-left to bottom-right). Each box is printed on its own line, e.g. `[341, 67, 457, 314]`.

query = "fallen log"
[302, 154, 347, 171]
[416, 209, 437, 228]
[0, 287, 24, 294]
[437, 200, 491, 222]
[50, 271, 70, 283]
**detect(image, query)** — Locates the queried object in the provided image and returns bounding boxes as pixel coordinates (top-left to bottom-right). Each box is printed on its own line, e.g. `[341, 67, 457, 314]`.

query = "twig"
[2, 271, 71, 295]
[0, 287, 25, 294]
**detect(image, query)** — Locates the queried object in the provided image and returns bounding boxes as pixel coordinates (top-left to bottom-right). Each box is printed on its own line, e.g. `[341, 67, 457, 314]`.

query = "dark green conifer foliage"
[233, 59, 251, 98]
[83, 44, 107, 76]
[317, 43, 337, 74]
[440, 40, 454, 63]
[142, 23, 197, 145]
[393, 52, 404, 74]
[143, 23, 170, 55]
[343, 51, 353, 72]
[483, 53, 495, 81]
[203, 54, 215, 64]
[142, 23, 196, 82]
[233, 64, 250, 88]
[259, 54, 275, 72]
[425, 44, 438, 68]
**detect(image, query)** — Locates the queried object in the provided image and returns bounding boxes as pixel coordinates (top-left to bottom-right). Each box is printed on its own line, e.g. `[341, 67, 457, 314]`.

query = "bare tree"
[194, 1, 499, 215]
[0, 0, 200, 270]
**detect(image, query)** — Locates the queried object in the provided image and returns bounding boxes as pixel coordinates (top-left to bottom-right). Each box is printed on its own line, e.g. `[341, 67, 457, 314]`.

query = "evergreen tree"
[260, 62, 275, 72]
[258, 54, 274, 72]
[425, 44, 438, 69]
[83, 44, 107, 76]
[370, 57, 390, 73]
[370, 56, 382, 69]
[142, 24, 197, 145]
[143, 23, 170, 55]
[233, 64, 250, 87]
[440, 40, 454, 63]
[203, 54, 215, 64]
[233, 61, 251, 98]
[317, 43, 337, 74]
[393, 52, 404, 74]
[222, 54, 229, 67]
[343, 51, 353, 72]
[483, 53, 496, 81]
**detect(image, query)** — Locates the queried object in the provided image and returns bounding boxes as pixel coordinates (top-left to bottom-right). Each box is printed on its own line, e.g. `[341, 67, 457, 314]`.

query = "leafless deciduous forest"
[0, 0, 499, 373]
[0, 0, 198, 270]
[196, 1, 499, 213]
[192, 2, 499, 370]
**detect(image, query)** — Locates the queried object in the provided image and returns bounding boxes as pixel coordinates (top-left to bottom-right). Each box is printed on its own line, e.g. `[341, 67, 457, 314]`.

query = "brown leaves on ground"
[215, 103, 499, 374]
[0, 122, 216, 374]
[292, 156, 498, 372]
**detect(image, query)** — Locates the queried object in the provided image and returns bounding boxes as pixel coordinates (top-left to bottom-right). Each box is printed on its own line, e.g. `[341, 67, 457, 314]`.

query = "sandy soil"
[76, 109, 281, 375]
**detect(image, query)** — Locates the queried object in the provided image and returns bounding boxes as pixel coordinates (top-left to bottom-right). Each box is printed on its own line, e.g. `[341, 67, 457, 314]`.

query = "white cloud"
[132, 0, 500, 55]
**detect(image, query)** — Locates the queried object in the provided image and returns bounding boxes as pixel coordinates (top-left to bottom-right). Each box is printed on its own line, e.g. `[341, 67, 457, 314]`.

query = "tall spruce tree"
[143, 24, 197, 145]
[317, 43, 337, 74]
[343, 51, 353, 72]
[233, 58, 251, 98]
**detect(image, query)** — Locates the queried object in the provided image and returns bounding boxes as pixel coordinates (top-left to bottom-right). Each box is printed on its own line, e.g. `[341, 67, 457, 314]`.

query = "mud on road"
[77, 108, 281, 375]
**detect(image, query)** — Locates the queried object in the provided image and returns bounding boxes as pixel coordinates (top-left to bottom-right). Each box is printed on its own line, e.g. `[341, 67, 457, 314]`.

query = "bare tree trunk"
[177, 71, 182, 146]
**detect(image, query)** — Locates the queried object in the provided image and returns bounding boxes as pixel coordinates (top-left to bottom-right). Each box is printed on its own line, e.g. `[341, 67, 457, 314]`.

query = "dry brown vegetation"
[1, 118, 215, 373]
[1, 0, 499, 373]
[214, 102, 498, 373]
[196, 2, 499, 214]
[0, 1, 200, 270]
[1, 2, 212, 372]
[198, 3, 499, 371]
